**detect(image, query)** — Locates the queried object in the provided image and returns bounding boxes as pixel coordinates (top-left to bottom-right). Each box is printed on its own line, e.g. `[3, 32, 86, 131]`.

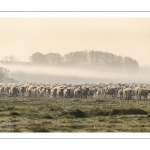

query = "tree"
[29, 50, 139, 72]
[123, 56, 139, 72]
[3, 55, 19, 62]
[29, 52, 48, 65]
[45, 53, 62, 65]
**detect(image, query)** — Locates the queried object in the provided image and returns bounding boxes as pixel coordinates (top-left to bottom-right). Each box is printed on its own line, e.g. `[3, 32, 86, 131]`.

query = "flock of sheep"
[0, 82, 149, 100]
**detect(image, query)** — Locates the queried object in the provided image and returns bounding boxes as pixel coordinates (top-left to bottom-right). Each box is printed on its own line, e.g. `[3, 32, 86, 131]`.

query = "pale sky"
[0, 18, 150, 66]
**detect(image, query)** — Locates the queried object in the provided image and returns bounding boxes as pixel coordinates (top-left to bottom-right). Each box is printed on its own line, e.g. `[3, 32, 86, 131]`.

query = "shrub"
[88, 108, 109, 116]
[43, 115, 54, 119]
[10, 112, 21, 116]
[69, 109, 87, 118]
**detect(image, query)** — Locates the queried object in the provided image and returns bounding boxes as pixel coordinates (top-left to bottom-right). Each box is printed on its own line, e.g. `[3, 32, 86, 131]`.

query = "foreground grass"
[0, 94, 150, 132]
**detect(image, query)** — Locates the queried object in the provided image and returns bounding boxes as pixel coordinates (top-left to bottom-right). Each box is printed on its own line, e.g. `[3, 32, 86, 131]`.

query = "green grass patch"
[31, 126, 49, 132]
[0, 94, 150, 132]
[13, 128, 21, 132]
[7, 106, 16, 111]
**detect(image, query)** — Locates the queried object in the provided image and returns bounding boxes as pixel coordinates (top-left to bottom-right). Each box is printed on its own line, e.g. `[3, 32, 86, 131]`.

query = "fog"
[1, 18, 150, 66]
[0, 63, 149, 84]
[1, 18, 150, 84]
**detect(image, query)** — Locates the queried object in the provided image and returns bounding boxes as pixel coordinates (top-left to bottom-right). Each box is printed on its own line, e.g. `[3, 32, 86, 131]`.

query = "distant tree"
[28, 50, 139, 72]
[3, 55, 19, 62]
[29, 52, 48, 65]
[45, 53, 62, 65]
[64, 51, 90, 67]
[63, 50, 139, 71]
[123, 56, 139, 72]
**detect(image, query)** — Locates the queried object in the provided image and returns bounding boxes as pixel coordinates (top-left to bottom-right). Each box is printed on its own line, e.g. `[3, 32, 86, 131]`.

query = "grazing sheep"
[45, 88, 51, 97]
[88, 88, 97, 98]
[81, 86, 89, 99]
[137, 88, 148, 100]
[20, 86, 26, 96]
[123, 88, 133, 100]
[102, 86, 116, 100]
[57, 87, 64, 98]
[51, 87, 57, 98]
[0, 82, 149, 101]
[95, 89, 102, 98]
[118, 89, 123, 100]
[9, 86, 19, 97]
[70, 87, 75, 98]
[74, 88, 82, 98]
[63, 88, 71, 98]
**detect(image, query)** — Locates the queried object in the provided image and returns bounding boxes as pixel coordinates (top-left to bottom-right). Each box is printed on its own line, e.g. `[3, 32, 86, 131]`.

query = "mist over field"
[0, 50, 149, 84]
[0, 18, 150, 84]
[0, 63, 136, 83]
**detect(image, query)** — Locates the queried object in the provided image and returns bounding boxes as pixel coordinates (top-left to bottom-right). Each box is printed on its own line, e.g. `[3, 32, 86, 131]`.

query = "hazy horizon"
[0, 62, 148, 84]
[0, 18, 150, 66]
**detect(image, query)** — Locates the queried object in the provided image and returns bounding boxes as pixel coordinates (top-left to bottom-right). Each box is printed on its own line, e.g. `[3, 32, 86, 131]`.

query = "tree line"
[29, 50, 139, 71]
[0, 50, 140, 80]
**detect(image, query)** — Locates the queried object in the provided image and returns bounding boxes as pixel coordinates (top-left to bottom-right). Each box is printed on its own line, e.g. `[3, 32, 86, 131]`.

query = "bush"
[43, 115, 54, 119]
[69, 109, 87, 118]
[88, 108, 109, 116]
[10, 112, 21, 116]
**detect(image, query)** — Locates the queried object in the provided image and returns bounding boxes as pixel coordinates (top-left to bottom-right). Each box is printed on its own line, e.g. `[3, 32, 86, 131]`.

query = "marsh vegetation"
[0, 94, 150, 132]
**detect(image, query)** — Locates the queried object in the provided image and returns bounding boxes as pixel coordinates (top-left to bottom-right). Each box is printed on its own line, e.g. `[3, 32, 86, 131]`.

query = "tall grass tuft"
[69, 109, 87, 118]
[43, 114, 54, 119]
[10, 112, 21, 116]
[88, 108, 109, 116]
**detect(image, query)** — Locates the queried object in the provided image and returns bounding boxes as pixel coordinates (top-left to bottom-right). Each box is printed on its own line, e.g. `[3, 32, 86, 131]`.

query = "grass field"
[0, 94, 150, 132]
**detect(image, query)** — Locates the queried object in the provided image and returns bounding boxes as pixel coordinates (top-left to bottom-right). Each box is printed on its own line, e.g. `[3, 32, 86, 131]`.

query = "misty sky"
[0, 18, 150, 66]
